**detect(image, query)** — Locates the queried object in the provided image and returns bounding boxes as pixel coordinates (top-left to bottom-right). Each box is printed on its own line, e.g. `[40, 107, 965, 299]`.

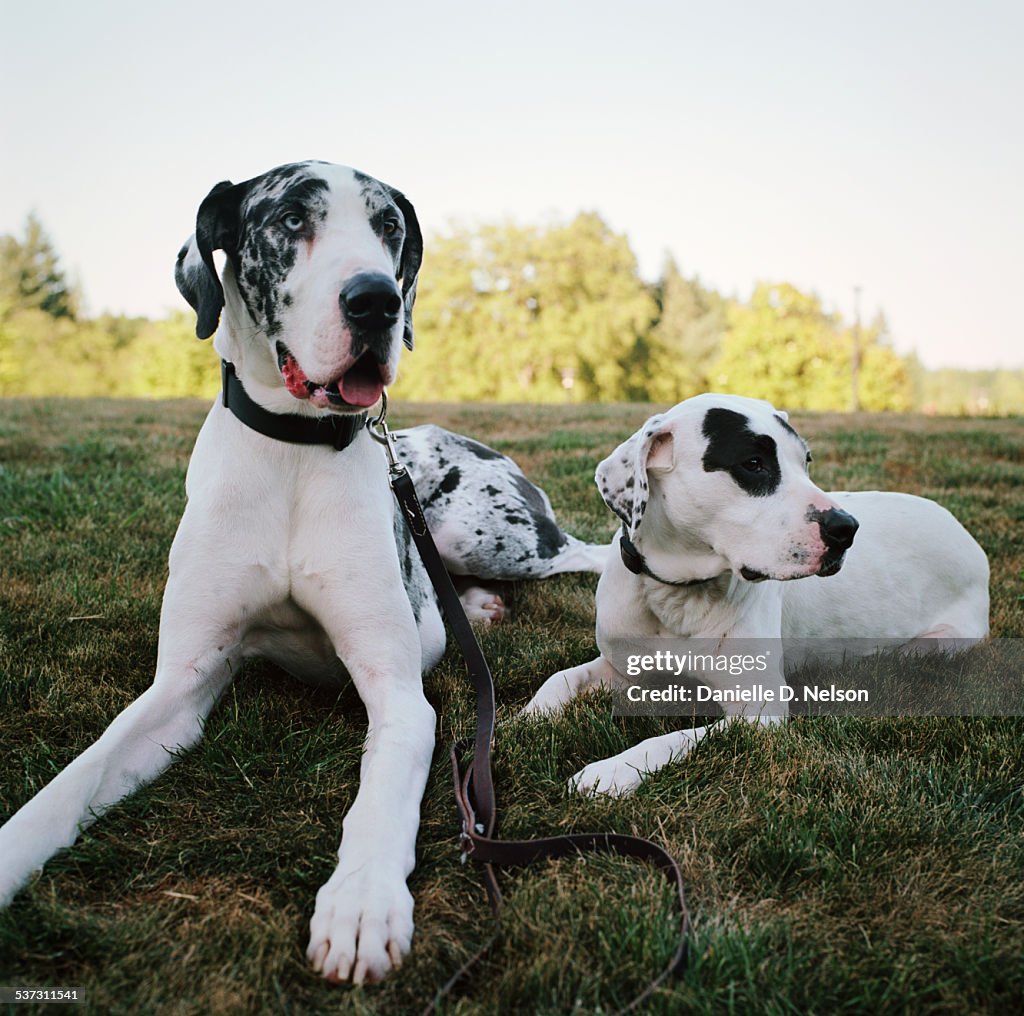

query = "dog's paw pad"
[480, 595, 506, 624]
[458, 587, 507, 625]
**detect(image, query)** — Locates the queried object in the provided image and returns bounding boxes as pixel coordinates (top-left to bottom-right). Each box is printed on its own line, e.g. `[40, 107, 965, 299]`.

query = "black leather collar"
[220, 360, 367, 451]
[619, 529, 717, 588]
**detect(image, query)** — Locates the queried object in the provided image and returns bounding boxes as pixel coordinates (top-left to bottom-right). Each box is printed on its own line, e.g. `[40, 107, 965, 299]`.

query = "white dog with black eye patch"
[523, 394, 990, 795]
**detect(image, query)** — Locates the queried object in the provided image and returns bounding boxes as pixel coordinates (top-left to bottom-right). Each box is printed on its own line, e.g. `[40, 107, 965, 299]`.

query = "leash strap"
[377, 424, 691, 1014]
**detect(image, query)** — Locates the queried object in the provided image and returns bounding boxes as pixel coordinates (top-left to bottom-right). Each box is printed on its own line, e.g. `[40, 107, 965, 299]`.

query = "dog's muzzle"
[815, 507, 859, 576]
[340, 273, 402, 332]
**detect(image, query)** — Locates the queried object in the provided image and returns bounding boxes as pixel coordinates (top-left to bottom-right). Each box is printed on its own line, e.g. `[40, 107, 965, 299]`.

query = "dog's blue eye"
[281, 213, 304, 232]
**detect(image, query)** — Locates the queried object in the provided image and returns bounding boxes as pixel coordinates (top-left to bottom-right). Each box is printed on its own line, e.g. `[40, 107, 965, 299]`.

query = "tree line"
[2, 213, 1022, 414]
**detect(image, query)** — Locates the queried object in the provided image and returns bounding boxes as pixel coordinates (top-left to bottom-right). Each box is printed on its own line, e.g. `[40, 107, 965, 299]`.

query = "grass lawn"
[1, 398, 1022, 1015]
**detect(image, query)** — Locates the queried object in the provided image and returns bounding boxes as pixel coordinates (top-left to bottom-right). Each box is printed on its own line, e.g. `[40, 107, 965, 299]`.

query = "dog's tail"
[529, 535, 609, 577]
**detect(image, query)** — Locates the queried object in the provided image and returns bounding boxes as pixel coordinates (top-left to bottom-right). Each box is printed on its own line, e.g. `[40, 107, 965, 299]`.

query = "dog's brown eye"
[742, 457, 765, 473]
[382, 217, 400, 236]
[281, 213, 304, 232]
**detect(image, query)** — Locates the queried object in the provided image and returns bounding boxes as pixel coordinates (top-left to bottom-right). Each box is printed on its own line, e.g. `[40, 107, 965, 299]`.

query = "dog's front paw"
[569, 757, 645, 797]
[307, 870, 414, 985]
[520, 674, 575, 716]
[568, 731, 701, 797]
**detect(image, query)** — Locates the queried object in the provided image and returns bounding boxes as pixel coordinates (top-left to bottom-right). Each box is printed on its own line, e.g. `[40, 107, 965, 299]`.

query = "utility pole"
[851, 285, 862, 413]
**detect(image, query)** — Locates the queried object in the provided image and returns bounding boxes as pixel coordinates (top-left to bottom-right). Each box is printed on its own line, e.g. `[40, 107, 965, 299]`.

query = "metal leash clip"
[366, 391, 406, 477]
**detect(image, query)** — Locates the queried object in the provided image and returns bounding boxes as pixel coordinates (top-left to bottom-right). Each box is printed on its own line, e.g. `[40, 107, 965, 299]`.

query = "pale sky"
[3, 0, 1021, 369]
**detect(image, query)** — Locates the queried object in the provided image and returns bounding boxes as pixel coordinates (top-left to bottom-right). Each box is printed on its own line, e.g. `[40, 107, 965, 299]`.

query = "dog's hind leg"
[394, 424, 608, 582]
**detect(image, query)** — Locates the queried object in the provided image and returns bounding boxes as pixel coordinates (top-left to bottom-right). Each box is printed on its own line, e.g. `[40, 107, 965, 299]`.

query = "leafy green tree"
[0, 213, 79, 320]
[127, 312, 221, 398]
[393, 214, 658, 402]
[711, 282, 913, 412]
[646, 257, 728, 402]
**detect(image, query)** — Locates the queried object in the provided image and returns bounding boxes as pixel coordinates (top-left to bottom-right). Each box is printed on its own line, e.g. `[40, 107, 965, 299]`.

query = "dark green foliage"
[0, 214, 79, 321]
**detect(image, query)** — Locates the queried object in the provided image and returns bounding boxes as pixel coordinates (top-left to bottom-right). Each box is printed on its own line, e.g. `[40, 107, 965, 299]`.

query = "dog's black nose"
[818, 508, 859, 551]
[339, 273, 402, 330]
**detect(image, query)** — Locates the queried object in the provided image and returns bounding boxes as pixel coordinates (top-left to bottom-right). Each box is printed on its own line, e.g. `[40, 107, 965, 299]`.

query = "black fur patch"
[701, 408, 781, 497]
[235, 165, 330, 336]
[512, 475, 568, 558]
[447, 434, 504, 461]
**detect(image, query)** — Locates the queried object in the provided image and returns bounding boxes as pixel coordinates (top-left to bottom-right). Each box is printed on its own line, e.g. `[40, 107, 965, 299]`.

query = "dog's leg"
[0, 635, 235, 907]
[527, 536, 610, 578]
[570, 713, 784, 797]
[303, 587, 436, 985]
[521, 655, 626, 715]
[571, 726, 711, 796]
[570, 647, 788, 796]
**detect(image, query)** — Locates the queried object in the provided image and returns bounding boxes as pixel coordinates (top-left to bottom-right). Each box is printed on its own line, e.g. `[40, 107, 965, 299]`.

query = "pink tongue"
[339, 370, 384, 408]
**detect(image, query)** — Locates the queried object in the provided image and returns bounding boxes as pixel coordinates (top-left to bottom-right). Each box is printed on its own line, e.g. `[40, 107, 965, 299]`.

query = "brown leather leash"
[370, 402, 691, 1014]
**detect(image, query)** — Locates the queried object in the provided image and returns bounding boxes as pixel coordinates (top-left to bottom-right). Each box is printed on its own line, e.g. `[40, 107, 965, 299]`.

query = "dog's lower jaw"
[275, 341, 387, 412]
[816, 554, 846, 578]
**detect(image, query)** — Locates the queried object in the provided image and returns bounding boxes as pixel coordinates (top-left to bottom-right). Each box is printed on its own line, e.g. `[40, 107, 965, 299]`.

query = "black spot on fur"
[448, 434, 505, 461]
[439, 467, 461, 494]
[422, 466, 462, 509]
[701, 408, 781, 497]
[233, 167, 330, 336]
[512, 475, 568, 558]
[393, 505, 425, 623]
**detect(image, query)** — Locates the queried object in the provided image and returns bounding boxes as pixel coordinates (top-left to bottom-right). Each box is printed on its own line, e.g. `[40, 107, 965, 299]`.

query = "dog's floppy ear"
[386, 186, 423, 350]
[174, 179, 249, 339]
[595, 414, 676, 539]
[174, 235, 221, 339]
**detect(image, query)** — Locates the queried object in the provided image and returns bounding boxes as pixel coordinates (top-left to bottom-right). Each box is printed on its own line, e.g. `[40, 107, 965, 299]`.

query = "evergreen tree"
[0, 213, 79, 320]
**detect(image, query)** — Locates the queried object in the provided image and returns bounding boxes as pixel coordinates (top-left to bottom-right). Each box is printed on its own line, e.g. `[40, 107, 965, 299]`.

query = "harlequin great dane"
[523, 393, 990, 795]
[0, 161, 605, 983]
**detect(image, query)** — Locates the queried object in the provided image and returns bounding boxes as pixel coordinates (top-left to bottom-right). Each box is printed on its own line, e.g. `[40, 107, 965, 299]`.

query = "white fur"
[0, 166, 435, 986]
[523, 394, 990, 796]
